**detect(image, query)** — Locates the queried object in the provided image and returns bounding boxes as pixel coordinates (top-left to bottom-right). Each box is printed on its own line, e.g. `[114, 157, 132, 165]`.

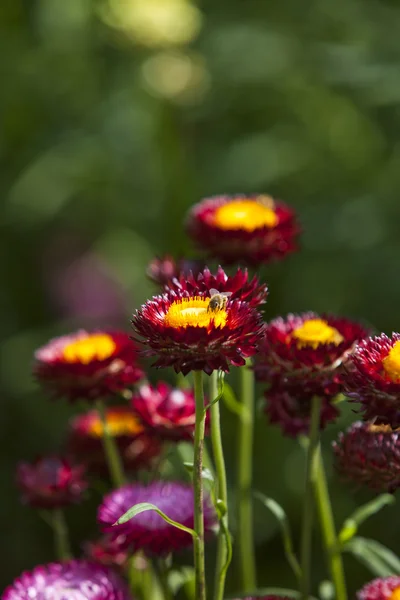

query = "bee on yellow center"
[207, 289, 233, 314]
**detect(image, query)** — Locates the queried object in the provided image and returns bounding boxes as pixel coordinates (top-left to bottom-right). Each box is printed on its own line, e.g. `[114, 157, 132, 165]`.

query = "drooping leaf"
[204, 370, 225, 412]
[114, 502, 196, 538]
[222, 382, 244, 417]
[228, 588, 318, 599]
[343, 536, 400, 576]
[339, 494, 395, 544]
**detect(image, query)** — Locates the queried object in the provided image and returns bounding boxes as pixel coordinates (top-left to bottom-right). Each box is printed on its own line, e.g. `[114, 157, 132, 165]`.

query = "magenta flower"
[98, 481, 218, 556]
[2, 560, 132, 600]
[357, 576, 400, 599]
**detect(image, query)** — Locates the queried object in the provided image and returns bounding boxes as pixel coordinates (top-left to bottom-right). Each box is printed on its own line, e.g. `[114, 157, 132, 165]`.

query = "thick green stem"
[237, 359, 256, 592]
[314, 447, 348, 600]
[300, 396, 322, 600]
[96, 399, 126, 488]
[210, 371, 230, 600]
[193, 370, 207, 600]
[51, 509, 71, 561]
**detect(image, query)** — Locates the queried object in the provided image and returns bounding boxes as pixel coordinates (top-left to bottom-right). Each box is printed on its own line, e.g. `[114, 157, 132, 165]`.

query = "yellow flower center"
[89, 412, 143, 438]
[63, 334, 116, 364]
[213, 197, 278, 232]
[382, 341, 400, 382]
[389, 587, 400, 600]
[164, 297, 227, 329]
[292, 318, 344, 349]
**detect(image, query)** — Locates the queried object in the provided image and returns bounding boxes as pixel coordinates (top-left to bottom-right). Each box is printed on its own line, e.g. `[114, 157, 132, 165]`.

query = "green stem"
[193, 370, 207, 600]
[51, 508, 71, 561]
[96, 399, 126, 488]
[237, 359, 256, 592]
[156, 560, 173, 600]
[210, 371, 230, 600]
[300, 396, 322, 600]
[314, 446, 347, 600]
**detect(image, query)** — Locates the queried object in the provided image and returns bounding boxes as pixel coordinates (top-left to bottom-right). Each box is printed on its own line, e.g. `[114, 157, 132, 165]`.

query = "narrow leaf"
[183, 462, 215, 484]
[343, 536, 400, 576]
[228, 588, 318, 599]
[114, 502, 196, 538]
[339, 494, 395, 544]
[204, 370, 225, 412]
[222, 382, 244, 417]
[254, 491, 301, 581]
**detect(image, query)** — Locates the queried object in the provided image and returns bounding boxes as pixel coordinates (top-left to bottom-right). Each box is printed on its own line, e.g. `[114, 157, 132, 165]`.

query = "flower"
[147, 255, 204, 287]
[2, 560, 132, 600]
[84, 535, 130, 571]
[342, 333, 400, 426]
[131, 381, 205, 441]
[333, 421, 400, 492]
[186, 194, 299, 265]
[265, 385, 339, 437]
[132, 285, 265, 375]
[98, 481, 218, 555]
[232, 597, 290, 600]
[68, 407, 162, 475]
[255, 312, 369, 398]
[34, 330, 144, 402]
[357, 576, 400, 600]
[16, 457, 87, 509]
[167, 265, 268, 308]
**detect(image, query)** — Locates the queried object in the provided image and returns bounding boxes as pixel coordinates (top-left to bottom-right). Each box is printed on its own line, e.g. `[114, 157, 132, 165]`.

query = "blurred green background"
[2, 0, 400, 595]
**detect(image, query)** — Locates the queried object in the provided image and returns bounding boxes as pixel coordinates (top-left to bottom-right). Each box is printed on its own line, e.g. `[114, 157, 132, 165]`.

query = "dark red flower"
[186, 194, 299, 265]
[147, 255, 204, 288]
[333, 421, 400, 492]
[342, 333, 400, 426]
[255, 312, 369, 398]
[265, 385, 339, 437]
[16, 457, 87, 509]
[2, 560, 132, 600]
[68, 407, 162, 475]
[167, 265, 268, 308]
[98, 481, 218, 556]
[132, 287, 265, 375]
[357, 576, 400, 600]
[232, 597, 290, 600]
[84, 535, 130, 571]
[34, 330, 144, 402]
[131, 381, 206, 441]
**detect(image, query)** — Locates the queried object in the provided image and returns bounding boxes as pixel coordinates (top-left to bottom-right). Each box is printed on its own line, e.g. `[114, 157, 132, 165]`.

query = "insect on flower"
[207, 289, 232, 313]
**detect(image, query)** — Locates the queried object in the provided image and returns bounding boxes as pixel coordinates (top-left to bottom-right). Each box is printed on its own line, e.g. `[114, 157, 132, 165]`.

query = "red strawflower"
[333, 421, 400, 492]
[342, 333, 400, 426]
[147, 255, 204, 287]
[2, 560, 132, 600]
[265, 385, 339, 437]
[98, 481, 218, 556]
[16, 456, 87, 509]
[255, 312, 369, 398]
[34, 330, 144, 402]
[68, 407, 162, 475]
[84, 535, 130, 571]
[186, 194, 299, 265]
[131, 381, 206, 441]
[132, 286, 265, 375]
[357, 576, 400, 600]
[167, 265, 268, 308]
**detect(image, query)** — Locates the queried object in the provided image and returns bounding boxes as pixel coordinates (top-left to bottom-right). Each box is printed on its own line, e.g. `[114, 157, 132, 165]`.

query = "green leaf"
[339, 494, 395, 544]
[343, 536, 400, 576]
[114, 502, 197, 538]
[228, 588, 318, 599]
[183, 462, 215, 484]
[254, 491, 301, 581]
[204, 370, 225, 412]
[167, 567, 195, 595]
[219, 515, 233, 580]
[222, 382, 244, 417]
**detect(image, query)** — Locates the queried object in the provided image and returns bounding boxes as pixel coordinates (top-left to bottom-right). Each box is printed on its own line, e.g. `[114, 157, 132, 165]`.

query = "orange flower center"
[164, 297, 227, 329]
[292, 318, 344, 349]
[63, 334, 116, 364]
[89, 412, 143, 438]
[213, 197, 278, 232]
[382, 341, 400, 382]
[367, 423, 394, 433]
[389, 587, 400, 600]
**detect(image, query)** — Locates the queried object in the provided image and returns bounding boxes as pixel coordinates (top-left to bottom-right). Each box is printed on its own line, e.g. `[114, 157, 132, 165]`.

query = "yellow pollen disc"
[292, 319, 344, 349]
[367, 423, 393, 434]
[164, 297, 227, 329]
[389, 587, 400, 600]
[63, 334, 116, 364]
[89, 412, 143, 438]
[213, 198, 278, 232]
[382, 341, 400, 382]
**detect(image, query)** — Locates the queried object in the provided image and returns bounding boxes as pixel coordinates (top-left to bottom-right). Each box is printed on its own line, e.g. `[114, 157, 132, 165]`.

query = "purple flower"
[98, 481, 218, 556]
[2, 560, 132, 600]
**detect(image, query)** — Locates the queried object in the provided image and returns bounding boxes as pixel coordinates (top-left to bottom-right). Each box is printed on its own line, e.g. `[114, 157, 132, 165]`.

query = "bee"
[207, 289, 233, 313]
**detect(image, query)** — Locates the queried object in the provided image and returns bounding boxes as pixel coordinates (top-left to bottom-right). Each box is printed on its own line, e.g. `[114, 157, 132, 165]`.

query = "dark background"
[2, 0, 400, 595]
